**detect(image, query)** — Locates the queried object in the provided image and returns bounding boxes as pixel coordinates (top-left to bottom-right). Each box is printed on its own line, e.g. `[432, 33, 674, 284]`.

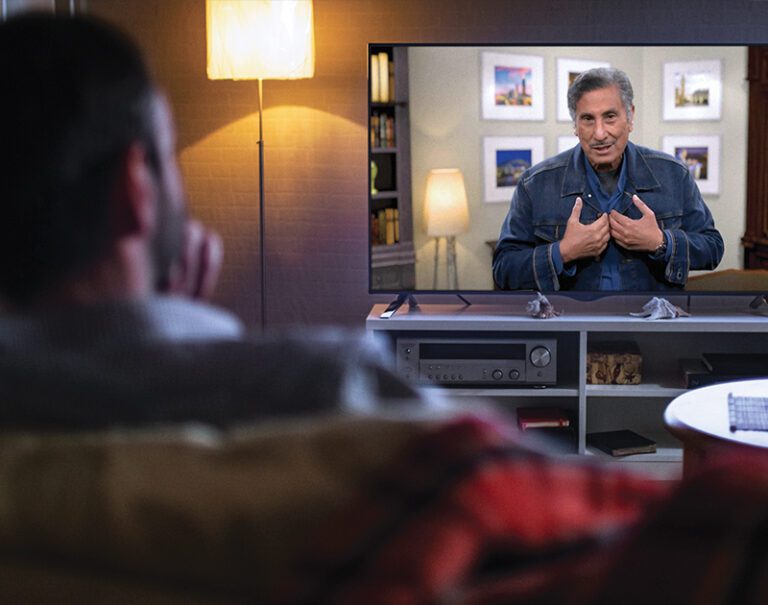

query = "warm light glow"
[206, 0, 315, 80]
[424, 169, 470, 237]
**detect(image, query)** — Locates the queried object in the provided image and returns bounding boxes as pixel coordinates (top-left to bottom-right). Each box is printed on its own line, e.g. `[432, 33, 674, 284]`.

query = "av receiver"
[395, 338, 557, 386]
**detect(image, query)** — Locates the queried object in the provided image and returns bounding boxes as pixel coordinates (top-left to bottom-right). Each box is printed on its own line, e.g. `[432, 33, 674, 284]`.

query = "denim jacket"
[492, 142, 724, 291]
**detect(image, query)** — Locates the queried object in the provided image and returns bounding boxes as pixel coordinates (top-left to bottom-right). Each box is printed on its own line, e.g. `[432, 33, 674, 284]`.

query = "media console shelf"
[367, 303, 768, 479]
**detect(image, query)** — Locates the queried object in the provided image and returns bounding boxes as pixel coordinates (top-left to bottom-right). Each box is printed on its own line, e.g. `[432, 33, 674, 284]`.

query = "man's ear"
[112, 142, 156, 238]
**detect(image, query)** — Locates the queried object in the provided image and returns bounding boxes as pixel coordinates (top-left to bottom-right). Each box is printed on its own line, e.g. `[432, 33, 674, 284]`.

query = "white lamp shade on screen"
[424, 168, 470, 237]
[424, 168, 470, 290]
[206, 0, 315, 80]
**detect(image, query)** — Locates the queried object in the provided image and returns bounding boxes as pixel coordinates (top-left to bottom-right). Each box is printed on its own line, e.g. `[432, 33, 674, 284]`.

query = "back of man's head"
[0, 14, 157, 306]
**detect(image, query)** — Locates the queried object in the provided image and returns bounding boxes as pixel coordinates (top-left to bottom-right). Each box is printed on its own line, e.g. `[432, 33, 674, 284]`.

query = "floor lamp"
[206, 0, 315, 330]
[423, 169, 470, 290]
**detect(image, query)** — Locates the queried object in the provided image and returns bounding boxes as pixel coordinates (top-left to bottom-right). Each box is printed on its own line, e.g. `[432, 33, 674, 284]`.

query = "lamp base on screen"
[432, 236, 459, 290]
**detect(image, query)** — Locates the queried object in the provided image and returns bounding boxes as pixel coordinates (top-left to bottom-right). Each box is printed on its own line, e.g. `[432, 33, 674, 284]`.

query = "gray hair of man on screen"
[567, 66, 635, 124]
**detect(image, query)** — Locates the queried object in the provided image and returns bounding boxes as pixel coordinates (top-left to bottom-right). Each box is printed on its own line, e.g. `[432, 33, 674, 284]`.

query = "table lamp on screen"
[423, 168, 470, 290]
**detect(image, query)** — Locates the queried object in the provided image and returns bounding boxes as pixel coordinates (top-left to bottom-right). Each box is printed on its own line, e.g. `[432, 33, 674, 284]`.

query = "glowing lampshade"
[424, 169, 470, 237]
[206, 0, 315, 80]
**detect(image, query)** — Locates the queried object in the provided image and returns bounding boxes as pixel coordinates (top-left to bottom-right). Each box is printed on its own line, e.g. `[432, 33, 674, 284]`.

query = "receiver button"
[509, 369, 520, 380]
[530, 346, 552, 368]
[491, 369, 503, 380]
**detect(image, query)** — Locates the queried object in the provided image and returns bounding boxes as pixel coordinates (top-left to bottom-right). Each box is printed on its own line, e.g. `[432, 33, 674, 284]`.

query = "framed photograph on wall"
[663, 59, 722, 121]
[662, 135, 720, 195]
[483, 136, 545, 203]
[557, 135, 580, 153]
[556, 58, 610, 122]
[481, 52, 544, 120]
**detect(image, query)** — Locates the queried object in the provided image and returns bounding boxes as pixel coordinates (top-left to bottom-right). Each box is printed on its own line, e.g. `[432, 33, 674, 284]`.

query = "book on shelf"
[586, 429, 656, 457]
[393, 208, 399, 242]
[370, 53, 380, 102]
[370, 114, 379, 147]
[388, 58, 395, 102]
[379, 114, 387, 146]
[370, 213, 379, 244]
[385, 115, 395, 147]
[370, 208, 399, 246]
[370, 50, 395, 104]
[370, 112, 395, 149]
[378, 51, 389, 103]
[377, 209, 387, 244]
[384, 208, 395, 245]
[516, 407, 570, 431]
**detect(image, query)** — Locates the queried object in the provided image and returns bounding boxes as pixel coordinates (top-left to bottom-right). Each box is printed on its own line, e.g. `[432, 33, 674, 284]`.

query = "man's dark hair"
[0, 14, 158, 305]
[567, 67, 634, 124]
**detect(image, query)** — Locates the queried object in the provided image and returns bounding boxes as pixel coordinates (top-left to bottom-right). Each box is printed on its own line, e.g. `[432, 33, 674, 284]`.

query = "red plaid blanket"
[278, 416, 672, 604]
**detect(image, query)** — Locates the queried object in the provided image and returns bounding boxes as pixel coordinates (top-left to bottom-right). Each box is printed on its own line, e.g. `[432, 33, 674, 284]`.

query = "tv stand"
[749, 294, 768, 310]
[380, 293, 419, 318]
[367, 303, 768, 479]
[456, 293, 471, 306]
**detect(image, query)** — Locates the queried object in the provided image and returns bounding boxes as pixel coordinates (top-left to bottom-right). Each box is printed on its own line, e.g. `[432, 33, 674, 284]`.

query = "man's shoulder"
[522, 148, 574, 184]
[140, 297, 245, 342]
[0, 297, 245, 349]
[0, 327, 428, 430]
[630, 143, 687, 171]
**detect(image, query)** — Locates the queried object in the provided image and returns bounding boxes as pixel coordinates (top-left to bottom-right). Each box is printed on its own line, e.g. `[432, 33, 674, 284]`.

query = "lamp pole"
[258, 78, 266, 331]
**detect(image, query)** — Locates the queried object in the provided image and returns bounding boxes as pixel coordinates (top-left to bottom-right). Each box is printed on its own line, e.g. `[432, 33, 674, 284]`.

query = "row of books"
[516, 407, 657, 457]
[370, 208, 399, 246]
[370, 112, 395, 148]
[370, 51, 395, 103]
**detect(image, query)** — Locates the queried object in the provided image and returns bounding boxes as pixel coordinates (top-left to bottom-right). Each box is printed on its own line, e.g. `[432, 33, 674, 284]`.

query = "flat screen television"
[368, 44, 768, 304]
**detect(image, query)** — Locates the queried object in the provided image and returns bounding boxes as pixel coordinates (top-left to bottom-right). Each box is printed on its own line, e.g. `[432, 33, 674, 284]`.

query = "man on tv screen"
[492, 67, 724, 291]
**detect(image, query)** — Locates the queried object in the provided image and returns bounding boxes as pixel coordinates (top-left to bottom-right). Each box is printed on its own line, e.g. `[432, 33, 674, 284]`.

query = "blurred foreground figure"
[0, 13, 421, 429]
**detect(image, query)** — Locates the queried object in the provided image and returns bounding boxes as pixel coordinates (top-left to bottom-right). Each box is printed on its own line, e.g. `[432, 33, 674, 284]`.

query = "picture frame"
[556, 58, 610, 122]
[663, 59, 722, 121]
[481, 52, 544, 120]
[483, 136, 545, 203]
[557, 135, 580, 154]
[662, 135, 720, 195]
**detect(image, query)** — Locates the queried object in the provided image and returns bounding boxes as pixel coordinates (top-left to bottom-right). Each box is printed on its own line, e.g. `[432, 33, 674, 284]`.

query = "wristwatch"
[653, 234, 667, 256]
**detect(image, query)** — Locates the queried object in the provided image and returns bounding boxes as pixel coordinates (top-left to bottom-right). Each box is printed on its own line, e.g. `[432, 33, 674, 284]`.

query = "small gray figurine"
[527, 292, 561, 319]
[630, 297, 690, 320]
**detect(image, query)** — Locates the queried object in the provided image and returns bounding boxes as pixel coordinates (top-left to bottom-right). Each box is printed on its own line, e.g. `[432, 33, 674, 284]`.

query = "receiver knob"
[491, 369, 503, 380]
[530, 346, 552, 368]
[509, 369, 520, 380]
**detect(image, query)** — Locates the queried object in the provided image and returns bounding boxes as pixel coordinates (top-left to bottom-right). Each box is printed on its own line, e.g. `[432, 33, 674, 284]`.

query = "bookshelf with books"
[370, 45, 415, 290]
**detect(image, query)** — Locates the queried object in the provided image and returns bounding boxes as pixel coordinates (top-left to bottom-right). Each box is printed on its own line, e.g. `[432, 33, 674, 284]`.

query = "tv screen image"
[368, 45, 764, 298]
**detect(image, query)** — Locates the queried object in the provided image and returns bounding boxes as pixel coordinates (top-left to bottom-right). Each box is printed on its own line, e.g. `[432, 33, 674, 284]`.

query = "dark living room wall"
[88, 0, 768, 331]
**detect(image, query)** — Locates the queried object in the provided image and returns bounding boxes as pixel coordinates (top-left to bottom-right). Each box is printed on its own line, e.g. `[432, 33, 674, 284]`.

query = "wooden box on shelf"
[587, 341, 642, 385]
